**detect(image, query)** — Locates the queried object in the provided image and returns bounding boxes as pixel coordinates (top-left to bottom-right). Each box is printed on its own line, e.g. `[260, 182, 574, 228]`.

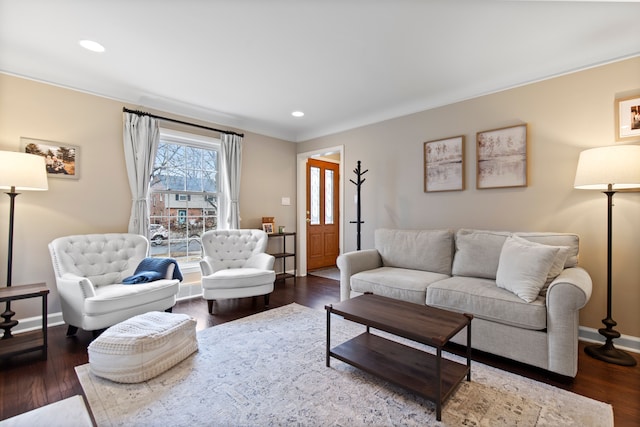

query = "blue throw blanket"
[123, 257, 183, 284]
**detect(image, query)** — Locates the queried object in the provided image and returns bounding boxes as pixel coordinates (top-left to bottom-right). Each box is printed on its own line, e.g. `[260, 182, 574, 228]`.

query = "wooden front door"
[306, 158, 340, 271]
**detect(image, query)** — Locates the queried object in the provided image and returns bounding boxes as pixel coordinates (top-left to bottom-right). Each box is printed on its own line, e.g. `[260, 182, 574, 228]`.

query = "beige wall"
[298, 57, 640, 338]
[0, 74, 297, 320]
[2, 57, 639, 339]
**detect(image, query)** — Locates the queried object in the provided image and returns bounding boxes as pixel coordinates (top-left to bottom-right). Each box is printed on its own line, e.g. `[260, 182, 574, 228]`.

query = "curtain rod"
[122, 107, 244, 138]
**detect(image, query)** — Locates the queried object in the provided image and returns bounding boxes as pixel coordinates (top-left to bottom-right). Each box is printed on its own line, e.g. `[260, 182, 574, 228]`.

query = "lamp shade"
[0, 151, 49, 191]
[574, 145, 640, 190]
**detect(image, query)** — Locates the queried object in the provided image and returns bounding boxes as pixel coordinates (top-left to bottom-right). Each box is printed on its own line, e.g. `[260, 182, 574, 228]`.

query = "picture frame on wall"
[262, 223, 274, 234]
[21, 137, 79, 180]
[615, 95, 640, 141]
[424, 135, 465, 192]
[476, 124, 527, 189]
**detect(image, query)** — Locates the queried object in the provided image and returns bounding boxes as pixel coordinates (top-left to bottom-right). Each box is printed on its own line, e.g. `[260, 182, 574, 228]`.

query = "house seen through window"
[149, 129, 220, 268]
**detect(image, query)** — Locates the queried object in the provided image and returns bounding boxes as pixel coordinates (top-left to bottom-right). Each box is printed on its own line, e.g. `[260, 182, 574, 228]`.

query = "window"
[149, 129, 221, 268]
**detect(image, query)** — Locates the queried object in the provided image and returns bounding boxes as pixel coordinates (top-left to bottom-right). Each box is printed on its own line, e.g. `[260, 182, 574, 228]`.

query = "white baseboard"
[10, 312, 66, 333]
[579, 326, 640, 354]
[10, 282, 204, 335]
[11, 310, 638, 356]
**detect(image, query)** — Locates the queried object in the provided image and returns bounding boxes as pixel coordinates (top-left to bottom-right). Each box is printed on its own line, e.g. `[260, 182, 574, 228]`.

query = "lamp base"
[0, 304, 18, 339]
[585, 342, 637, 367]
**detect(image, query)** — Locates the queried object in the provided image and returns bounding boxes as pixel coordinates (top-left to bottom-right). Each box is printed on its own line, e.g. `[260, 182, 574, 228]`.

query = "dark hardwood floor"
[1, 275, 638, 426]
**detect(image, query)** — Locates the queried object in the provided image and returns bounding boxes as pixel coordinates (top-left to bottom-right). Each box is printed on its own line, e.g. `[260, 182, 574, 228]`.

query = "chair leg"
[66, 325, 78, 337]
[207, 299, 214, 314]
[264, 293, 270, 307]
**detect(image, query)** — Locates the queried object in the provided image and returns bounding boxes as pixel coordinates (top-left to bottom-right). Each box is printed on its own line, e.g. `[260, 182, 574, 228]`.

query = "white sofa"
[337, 228, 592, 377]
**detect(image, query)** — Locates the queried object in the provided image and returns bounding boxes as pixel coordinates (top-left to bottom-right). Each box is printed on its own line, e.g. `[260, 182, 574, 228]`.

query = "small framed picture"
[21, 137, 79, 180]
[424, 136, 465, 192]
[615, 95, 640, 141]
[476, 124, 527, 189]
[262, 223, 274, 234]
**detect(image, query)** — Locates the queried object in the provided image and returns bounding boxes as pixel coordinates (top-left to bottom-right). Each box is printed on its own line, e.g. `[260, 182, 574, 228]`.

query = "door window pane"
[325, 169, 334, 225]
[310, 166, 320, 225]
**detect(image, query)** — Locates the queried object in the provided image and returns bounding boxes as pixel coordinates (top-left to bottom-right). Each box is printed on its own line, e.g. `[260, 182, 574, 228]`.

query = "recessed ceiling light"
[79, 39, 105, 53]
[291, 111, 304, 118]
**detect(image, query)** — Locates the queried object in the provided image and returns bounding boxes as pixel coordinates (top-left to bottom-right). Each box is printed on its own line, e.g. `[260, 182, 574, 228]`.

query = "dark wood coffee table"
[325, 293, 472, 421]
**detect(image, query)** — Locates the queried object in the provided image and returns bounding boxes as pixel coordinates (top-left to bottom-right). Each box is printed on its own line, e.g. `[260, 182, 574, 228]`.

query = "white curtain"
[123, 112, 160, 236]
[220, 133, 243, 229]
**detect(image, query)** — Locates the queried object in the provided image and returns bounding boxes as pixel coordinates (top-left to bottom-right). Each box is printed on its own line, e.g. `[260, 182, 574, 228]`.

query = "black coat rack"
[349, 161, 368, 250]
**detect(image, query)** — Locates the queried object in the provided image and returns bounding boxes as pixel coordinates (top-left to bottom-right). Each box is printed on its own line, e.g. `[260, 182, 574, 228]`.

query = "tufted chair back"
[200, 229, 269, 271]
[49, 233, 148, 286]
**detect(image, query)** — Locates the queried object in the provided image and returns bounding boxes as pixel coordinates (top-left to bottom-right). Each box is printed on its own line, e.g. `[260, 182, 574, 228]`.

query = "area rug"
[76, 303, 613, 426]
[308, 267, 340, 281]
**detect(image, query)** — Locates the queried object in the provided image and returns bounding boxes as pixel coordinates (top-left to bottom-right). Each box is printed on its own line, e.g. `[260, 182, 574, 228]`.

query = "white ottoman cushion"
[88, 311, 198, 383]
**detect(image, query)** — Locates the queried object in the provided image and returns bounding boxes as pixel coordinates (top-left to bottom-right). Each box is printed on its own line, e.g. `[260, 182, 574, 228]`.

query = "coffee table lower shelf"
[329, 332, 469, 418]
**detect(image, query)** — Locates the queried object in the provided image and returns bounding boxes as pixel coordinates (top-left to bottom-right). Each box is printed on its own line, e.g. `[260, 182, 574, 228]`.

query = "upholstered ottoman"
[88, 311, 198, 383]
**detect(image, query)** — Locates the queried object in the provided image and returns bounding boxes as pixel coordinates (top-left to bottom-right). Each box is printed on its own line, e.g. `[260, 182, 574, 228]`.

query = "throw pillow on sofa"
[496, 236, 560, 302]
[510, 235, 571, 285]
[514, 232, 579, 268]
[452, 229, 510, 279]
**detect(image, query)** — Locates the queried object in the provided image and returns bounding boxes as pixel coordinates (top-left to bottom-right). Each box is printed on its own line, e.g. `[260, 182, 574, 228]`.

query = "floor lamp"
[574, 144, 640, 366]
[0, 150, 49, 339]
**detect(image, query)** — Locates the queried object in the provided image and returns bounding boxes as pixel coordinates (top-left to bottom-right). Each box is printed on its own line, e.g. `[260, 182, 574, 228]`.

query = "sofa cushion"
[496, 236, 560, 302]
[452, 229, 510, 279]
[86, 280, 181, 316]
[374, 229, 454, 275]
[351, 267, 450, 305]
[202, 268, 276, 290]
[426, 276, 547, 330]
[514, 232, 579, 268]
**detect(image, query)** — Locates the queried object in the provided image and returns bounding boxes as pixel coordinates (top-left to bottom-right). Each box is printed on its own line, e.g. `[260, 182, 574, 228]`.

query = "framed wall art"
[424, 135, 464, 192]
[21, 137, 79, 180]
[476, 124, 527, 189]
[615, 94, 640, 141]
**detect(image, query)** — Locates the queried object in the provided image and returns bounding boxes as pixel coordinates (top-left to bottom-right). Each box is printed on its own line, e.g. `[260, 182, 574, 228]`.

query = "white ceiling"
[1, 1, 639, 142]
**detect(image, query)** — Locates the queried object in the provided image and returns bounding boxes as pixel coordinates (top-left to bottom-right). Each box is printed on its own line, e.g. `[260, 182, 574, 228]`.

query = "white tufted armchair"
[48, 233, 181, 336]
[200, 229, 275, 314]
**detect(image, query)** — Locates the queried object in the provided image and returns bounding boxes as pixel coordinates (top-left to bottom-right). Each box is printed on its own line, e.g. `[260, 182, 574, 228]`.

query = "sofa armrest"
[199, 257, 214, 276]
[545, 266, 593, 377]
[60, 273, 96, 299]
[336, 249, 382, 301]
[55, 274, 96, 327]
[245, 253, 276, 270]
[165, 263, 175, 280]
[546, 267, 592, 311]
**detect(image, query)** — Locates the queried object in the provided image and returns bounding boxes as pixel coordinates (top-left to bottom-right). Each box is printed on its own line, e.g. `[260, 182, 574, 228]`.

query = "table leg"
[325, 306, 331, 367]
[42, 293, 48, 360]
[466, 321, 471, 381]
[436, 346, 442, 421]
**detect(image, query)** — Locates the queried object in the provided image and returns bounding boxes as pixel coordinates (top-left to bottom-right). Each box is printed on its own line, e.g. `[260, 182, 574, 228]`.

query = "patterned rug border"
[77, 303, 613, 426]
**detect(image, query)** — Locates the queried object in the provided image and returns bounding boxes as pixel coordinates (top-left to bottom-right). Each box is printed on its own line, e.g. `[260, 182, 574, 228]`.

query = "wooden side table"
[267, 232, 297, 282]
[0, 283, 49, 360]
